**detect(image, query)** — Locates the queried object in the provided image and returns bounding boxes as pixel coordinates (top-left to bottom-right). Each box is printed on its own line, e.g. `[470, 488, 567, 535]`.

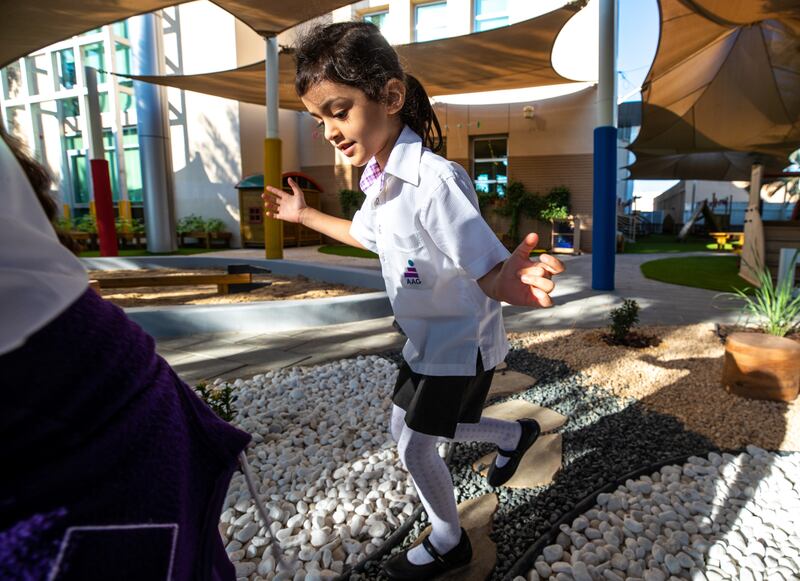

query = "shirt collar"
[383, 125, 422, 187]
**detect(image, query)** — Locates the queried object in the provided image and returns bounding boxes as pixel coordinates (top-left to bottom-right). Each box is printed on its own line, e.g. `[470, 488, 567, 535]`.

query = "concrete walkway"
[156, 249, 745, 384]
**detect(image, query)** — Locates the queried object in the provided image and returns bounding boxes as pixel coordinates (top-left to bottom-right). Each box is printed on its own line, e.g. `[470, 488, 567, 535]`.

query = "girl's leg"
[397, 427, 462, 565]
[450, 415, 522, 468]
[389, 404, 407, 444]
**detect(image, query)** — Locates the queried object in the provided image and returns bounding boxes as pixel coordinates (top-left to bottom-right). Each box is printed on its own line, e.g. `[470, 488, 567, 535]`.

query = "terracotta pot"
[722, 332, 800, 402]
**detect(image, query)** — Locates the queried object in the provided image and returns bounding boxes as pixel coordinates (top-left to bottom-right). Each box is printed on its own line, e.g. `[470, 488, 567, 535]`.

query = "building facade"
[3, 0, 605, 251]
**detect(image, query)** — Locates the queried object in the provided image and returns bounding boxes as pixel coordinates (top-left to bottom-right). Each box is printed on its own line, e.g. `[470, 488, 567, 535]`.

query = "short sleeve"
[349, 202, 378, 254]
[420, 173, 510, 280]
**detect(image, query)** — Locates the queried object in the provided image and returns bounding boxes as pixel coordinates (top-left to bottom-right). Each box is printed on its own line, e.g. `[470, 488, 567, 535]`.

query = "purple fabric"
[0, 288, 251, 580]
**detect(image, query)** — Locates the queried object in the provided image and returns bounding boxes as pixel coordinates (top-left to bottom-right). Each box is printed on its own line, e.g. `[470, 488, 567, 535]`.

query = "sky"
[616, 0, 680, 200]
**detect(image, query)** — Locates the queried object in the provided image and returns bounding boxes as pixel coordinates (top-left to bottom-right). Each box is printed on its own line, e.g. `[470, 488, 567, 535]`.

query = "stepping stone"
[482, 399, 567, 433]
[410, 493, 498, 581]
[472, 434, 562, 489]
[486, 370, 537, 400]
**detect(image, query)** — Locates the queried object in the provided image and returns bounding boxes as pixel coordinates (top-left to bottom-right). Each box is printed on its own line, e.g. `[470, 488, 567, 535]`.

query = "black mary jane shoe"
[382, 528, 472, 581]
[486, 418, 541, 487]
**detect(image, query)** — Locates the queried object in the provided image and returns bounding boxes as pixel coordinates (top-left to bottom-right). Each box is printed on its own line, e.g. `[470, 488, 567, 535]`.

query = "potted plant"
[722, 254, 800, 401]
[540, 186, 579, 254]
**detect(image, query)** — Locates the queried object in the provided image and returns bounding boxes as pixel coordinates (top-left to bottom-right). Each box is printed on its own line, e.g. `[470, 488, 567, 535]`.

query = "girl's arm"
[477, 233, 565, 307]
[262, 178, 367, 249]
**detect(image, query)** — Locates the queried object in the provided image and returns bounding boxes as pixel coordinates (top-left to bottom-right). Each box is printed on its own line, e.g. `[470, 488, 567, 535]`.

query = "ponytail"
[401, 74, 443, 153]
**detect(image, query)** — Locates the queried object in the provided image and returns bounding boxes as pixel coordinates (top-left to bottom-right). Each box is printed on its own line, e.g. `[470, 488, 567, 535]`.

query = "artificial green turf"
[318, 245, 379, 259]
[79, 247, 219, 258]
[640, 256, 753, 293]
[623, 233, 736, 254]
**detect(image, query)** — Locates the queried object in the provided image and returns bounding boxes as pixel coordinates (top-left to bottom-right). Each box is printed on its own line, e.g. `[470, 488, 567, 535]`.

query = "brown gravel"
[510, 324, 800, 452]
[90, 268, 372, 308]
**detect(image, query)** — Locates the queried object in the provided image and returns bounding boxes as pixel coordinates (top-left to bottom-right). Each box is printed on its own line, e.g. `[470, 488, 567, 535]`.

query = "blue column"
[593, 0, 618, 291]
[592, 126, 617, 290]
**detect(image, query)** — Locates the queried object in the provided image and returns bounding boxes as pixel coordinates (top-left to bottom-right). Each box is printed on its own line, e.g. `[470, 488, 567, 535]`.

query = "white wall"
[164, 1, 243, 245]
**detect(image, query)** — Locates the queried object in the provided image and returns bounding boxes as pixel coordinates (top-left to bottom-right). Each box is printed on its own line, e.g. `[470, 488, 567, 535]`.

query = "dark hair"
[0, 126, 80, 254]
[294, 21, 443, 152]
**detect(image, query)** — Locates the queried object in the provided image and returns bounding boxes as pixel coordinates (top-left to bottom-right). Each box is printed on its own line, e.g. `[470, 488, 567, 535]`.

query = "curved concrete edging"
[81, 256, 390, 338]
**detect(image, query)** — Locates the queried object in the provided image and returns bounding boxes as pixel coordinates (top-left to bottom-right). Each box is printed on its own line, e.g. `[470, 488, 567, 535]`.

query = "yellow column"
[63, 204, 71, 220]
[263, 137, 283, 259]
[89, 200, 97, 219]
[118, 200, 132, 232]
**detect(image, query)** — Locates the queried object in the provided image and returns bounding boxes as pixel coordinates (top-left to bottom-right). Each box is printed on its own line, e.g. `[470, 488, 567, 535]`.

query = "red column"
[90, 159, 118, 257]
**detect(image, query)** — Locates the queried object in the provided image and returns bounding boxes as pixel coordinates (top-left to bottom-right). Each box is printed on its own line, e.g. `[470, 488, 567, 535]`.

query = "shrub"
[539, 186, 571, 221]
[204, 218, 226, 233]
[194, 381, 235, 422]
[609, 299, 640, 343]
[339, 189, 365, 220]
[494, 181, 542, 245]
[176, 215, 226, 234]
[734, 253, 800, 337]
[115, 217, 145, 234]
[73, 213, 97, 233]
[176, 214, 207, 234]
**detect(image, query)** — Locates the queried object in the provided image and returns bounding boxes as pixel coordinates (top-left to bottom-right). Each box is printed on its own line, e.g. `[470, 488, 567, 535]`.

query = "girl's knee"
[389, 404, 406, 444]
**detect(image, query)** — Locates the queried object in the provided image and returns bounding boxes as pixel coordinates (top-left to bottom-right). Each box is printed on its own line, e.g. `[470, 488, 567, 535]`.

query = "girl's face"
[301, 80, 405, 168]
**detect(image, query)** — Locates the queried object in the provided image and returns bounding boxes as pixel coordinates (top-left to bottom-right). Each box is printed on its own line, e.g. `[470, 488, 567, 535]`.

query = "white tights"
[390, 404, 521, 565]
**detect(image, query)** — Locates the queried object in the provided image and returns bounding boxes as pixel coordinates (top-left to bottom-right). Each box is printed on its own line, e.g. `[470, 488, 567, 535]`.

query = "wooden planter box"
[722, 332, 800, 402]
[69, 231, 98, 250]
[178, 230, 232, 249]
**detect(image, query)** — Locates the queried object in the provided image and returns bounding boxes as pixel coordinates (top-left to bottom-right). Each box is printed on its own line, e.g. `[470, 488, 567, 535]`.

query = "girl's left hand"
[496, 233, 565, 307]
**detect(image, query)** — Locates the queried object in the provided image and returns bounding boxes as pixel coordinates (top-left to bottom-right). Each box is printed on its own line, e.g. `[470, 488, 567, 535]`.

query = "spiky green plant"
[734, 252, 800, 337]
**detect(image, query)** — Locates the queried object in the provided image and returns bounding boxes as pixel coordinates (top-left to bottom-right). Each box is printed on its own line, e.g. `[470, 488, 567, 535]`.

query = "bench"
[90, 265, 272, 295]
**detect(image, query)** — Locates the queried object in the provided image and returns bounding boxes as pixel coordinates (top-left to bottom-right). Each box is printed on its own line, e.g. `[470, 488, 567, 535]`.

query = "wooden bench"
[92, 273, 253, 295]
[178, 231, 232, 249]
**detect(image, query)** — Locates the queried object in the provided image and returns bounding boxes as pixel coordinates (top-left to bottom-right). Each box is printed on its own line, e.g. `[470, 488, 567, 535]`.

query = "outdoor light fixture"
[523, 105, 535, 119]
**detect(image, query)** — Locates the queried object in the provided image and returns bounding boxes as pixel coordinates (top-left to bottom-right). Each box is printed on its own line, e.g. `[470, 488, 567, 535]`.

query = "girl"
[0, 127, 250, 580]
[263, 22, 565, 580]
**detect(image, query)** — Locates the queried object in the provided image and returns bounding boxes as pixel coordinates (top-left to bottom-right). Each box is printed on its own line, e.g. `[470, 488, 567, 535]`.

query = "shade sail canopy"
[1, 0, 354, 68]
[629, 151, 789, 181]
[125, 3, 584, 111]
[628, 0, 800, 180]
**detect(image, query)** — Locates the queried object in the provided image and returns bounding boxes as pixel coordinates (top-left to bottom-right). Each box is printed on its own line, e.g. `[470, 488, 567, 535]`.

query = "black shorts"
[391, 354, 495, 439]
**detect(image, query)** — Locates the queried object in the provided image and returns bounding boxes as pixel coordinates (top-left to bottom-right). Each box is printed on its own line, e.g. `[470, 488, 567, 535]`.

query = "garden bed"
[90, 268, 372, 308]
[202, 324, 799, 580]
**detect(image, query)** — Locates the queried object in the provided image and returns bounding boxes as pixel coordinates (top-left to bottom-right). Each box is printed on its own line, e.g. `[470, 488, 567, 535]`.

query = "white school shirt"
[0, 137, 88, 356]
[350, 125, 511, 376]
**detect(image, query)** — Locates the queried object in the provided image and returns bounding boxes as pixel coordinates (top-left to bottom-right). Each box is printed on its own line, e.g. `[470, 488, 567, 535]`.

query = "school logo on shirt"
[404, 260, 422, 285]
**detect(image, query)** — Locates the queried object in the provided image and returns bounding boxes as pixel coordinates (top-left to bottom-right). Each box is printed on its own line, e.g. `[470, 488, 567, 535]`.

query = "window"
[362, 9, 389, 33]
[249, 207, 263, 224]
[81, 42, 106, 82]
[122, 127, 143, 202]
[2, 61, 23, 99]
[112, 20, 129, 39]
[414, 2, 448, 42]
[472, 137, 507, 196]
[61, 97, 80, 118]
[115, 43, 133, 88]
[474, 0, 509, 32]
[57, 48, 76, 89]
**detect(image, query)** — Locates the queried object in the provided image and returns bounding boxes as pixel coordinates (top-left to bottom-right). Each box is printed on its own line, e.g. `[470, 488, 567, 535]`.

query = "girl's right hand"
[262, 177, 307, 224]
